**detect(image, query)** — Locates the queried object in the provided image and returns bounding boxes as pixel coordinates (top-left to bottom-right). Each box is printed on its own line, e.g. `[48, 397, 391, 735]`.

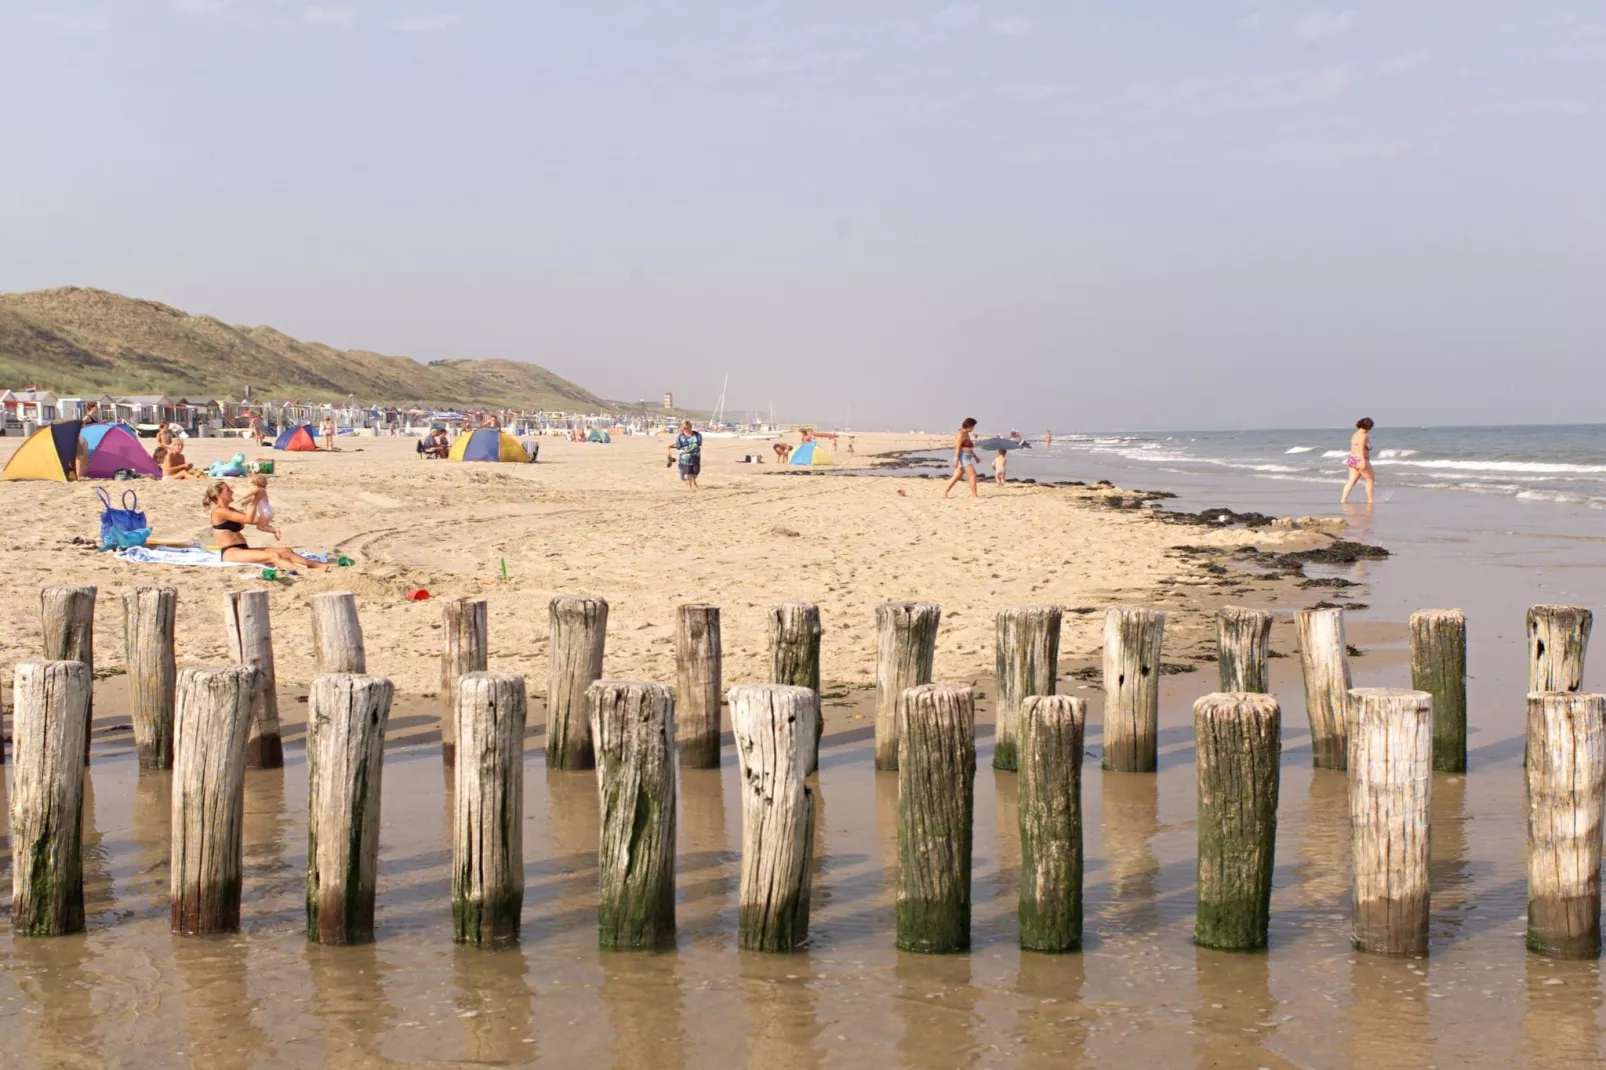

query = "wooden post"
[874, 602, 941, 772]
[895, 683, 975, 953]
[1194, 692, 1281, 950]
[40, 584, 95, 763]
[310, 592, 366, 674]
[769, 602, 822, 774]
[547, 595, 609, 771]
[730, 684, 817, 952]
[9, 661, 91, 936]
[1528, 605, 1593, 694]
[1017, 695, 1085, 953]
[452, 672, 527, 947]
[1410, 609, 1468, 773]
[589, 679, 676, 949]
[222, 589, 283, 769]
[170, 666, 260, 935]
[1526, 692, 1606, 959]
[122, 585, 177, 770]
[675, 604, 723, 769]
[440, 597, 489, 766]
[994, 606, 1062, 772]
[1349, 687, 1432, 955]
[1296, 608, 1352, 770]
[1217, 606, 1272, 693]
[306, 673, 394, 945]
[1102, 606, 1166, 773]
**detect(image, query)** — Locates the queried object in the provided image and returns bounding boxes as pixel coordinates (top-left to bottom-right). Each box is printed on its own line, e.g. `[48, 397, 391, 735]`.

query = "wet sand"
[2, 434, 1602, 1066]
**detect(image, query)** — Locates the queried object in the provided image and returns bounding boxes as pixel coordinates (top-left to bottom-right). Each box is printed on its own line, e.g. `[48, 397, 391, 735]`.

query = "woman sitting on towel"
[205, 482, 328, 570]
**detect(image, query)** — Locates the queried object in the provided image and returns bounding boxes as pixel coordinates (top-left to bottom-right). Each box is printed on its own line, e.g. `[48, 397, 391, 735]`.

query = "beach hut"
[1, 421, 83, 481]
[274, 424, 319, 451]
[448, 428, 530, 463]
[81, 423, 162, 479]
[789, 441, 833, 466]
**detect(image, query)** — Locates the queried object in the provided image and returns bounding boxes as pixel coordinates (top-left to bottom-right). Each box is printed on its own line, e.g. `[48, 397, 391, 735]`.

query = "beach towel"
[115, 546, 330, 569]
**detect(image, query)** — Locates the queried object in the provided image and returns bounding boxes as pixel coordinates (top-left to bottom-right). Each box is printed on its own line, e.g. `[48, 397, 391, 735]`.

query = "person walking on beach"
[992, 448, 1009, 486]
[943, 418, 981, 498]
[1341, 417, 1375, 505]
[670, 420, 702, 489]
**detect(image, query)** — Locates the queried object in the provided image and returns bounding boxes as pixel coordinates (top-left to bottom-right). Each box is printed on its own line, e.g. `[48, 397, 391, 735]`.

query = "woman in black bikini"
[205, 481, 328, 570]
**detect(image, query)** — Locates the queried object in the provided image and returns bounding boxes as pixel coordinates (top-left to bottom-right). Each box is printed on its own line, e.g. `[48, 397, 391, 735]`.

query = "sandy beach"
[0, 431, 1333, 705]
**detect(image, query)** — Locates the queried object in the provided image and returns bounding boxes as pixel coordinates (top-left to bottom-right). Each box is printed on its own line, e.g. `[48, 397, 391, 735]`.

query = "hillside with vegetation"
[0, 287, 610, 411]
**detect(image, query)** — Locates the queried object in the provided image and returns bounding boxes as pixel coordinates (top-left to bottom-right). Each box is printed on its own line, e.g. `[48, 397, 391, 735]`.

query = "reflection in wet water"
[0, 645, 1596, 1069]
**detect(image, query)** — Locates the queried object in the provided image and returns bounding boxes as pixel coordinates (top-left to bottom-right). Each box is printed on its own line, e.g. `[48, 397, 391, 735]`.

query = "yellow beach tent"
[448, 428, 529, 463]
[1, 421, 83, 482]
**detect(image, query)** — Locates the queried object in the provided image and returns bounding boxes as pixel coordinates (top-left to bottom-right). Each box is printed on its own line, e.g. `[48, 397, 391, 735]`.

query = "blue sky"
[1, 2, 1602, 429]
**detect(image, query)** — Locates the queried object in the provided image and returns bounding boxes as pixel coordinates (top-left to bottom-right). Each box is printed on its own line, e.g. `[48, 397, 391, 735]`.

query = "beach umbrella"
[976, 436, 1027, 451]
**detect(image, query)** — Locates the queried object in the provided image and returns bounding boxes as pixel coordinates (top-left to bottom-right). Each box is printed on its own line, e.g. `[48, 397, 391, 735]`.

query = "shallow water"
[2, 634, 1599, 1068]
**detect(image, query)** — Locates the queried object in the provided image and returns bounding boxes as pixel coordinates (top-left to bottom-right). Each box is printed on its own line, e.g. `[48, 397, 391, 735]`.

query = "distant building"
[662, 393, 673, 410]
[1, 388, 59, 423]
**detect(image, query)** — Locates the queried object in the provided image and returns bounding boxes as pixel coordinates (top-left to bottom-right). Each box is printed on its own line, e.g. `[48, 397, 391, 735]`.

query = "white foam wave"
[1284, 446, 1315, 454]
[1321, 450, 1347, 459]
[1375, 448, 1418, 459]
[1373, 458, 1606, 474]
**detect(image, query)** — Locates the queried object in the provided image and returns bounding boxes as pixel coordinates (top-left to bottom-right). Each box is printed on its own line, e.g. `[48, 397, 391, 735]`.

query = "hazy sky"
[1, 2, 1602, 430]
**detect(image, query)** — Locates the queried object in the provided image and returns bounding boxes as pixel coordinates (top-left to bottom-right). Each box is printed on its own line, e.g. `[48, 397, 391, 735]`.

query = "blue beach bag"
[96, 487, 150, 550]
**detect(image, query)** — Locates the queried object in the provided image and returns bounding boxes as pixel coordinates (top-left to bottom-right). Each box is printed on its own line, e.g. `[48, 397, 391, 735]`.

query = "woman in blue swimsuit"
[943, 417, 981, 499]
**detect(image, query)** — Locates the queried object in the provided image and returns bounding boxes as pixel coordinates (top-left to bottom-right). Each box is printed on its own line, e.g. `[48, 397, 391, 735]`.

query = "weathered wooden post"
[310, 592, 366, 674]
[730, 684, 817, 952]
[1217, 606, 1272, 693]
[440, 597, 489, 766]
[222, 589, 283, 768]
[874, 602, 941, 772]
[122, 585, 177, 770]
[1194, 692, 1281, 950]
[1528, 605, 1593, 694]
[10, 661, 91, 936]
[896, 683, 975, 953]
[170, 666, 260, 935]
[1410, 609, 1468, 773]
[994, 606, 1062, 772]
[41, 584, 95, 762]
[770, 602, 823, 774]
[548, 595, 609, 771]
[1018, 694, 1085, 952]
[452, 672, 527, 947]
[1296, 608, 1352, 770]
[1102, 606, 1166, 772]
[675, 604, 723, 769]
[306, 673, 394, 945]
[1349, 687, 1433, 955]
[589, 679, 676, 949]
[1526, 692, 1606, 958]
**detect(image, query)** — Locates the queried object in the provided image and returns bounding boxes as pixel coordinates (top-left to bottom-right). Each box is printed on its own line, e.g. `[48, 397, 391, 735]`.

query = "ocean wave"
[1284, 446, 1315, 454]
[1373, 458, 1606, 474]
[1376, 449, 1418, 459]
[1321, 450, 1347, 459]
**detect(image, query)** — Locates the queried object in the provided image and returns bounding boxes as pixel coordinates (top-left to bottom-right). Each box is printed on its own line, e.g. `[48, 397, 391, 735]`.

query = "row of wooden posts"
[4, 588, 1599, 961]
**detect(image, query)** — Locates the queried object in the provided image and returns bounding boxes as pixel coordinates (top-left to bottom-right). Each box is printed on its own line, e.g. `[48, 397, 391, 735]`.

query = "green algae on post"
[1193, 692, 1281, 951]
[675, 605, 723, 770]
[1409, 609, 1468, 773]
[452, 671, 527, 947]
[1018, 694, 1085, 953]
[590, 680, 677, 950]
[993, 606, 1062, 773]
[1525, 692, 1606, 959]
[10, 660, 91, 936]
[306, 673, 393, 945]
[896, 683, 975, 954]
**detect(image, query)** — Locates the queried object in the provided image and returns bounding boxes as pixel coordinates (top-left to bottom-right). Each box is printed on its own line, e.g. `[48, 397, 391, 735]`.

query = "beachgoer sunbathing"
[155, 444, 203, 480]
[206, 481, 327, 570]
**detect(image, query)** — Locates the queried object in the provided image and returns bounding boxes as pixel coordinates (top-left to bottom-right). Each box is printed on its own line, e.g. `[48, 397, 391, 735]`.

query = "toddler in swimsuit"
[244, 474, 281, 541]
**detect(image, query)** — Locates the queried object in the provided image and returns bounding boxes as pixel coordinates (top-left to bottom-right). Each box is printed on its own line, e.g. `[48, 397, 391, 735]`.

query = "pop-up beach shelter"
[1, 420, 83, 481]
[274, 424, 319, 451]
[789, 441, 833, 466]
[81, 423, 162, 478]
[587, 429, 612, 443]
[448, 428, 529, 463]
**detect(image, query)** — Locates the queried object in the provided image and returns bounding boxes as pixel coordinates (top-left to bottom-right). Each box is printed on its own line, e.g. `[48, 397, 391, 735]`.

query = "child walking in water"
[992, 448, 1008, 486]
[243, 473, 282, 541]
